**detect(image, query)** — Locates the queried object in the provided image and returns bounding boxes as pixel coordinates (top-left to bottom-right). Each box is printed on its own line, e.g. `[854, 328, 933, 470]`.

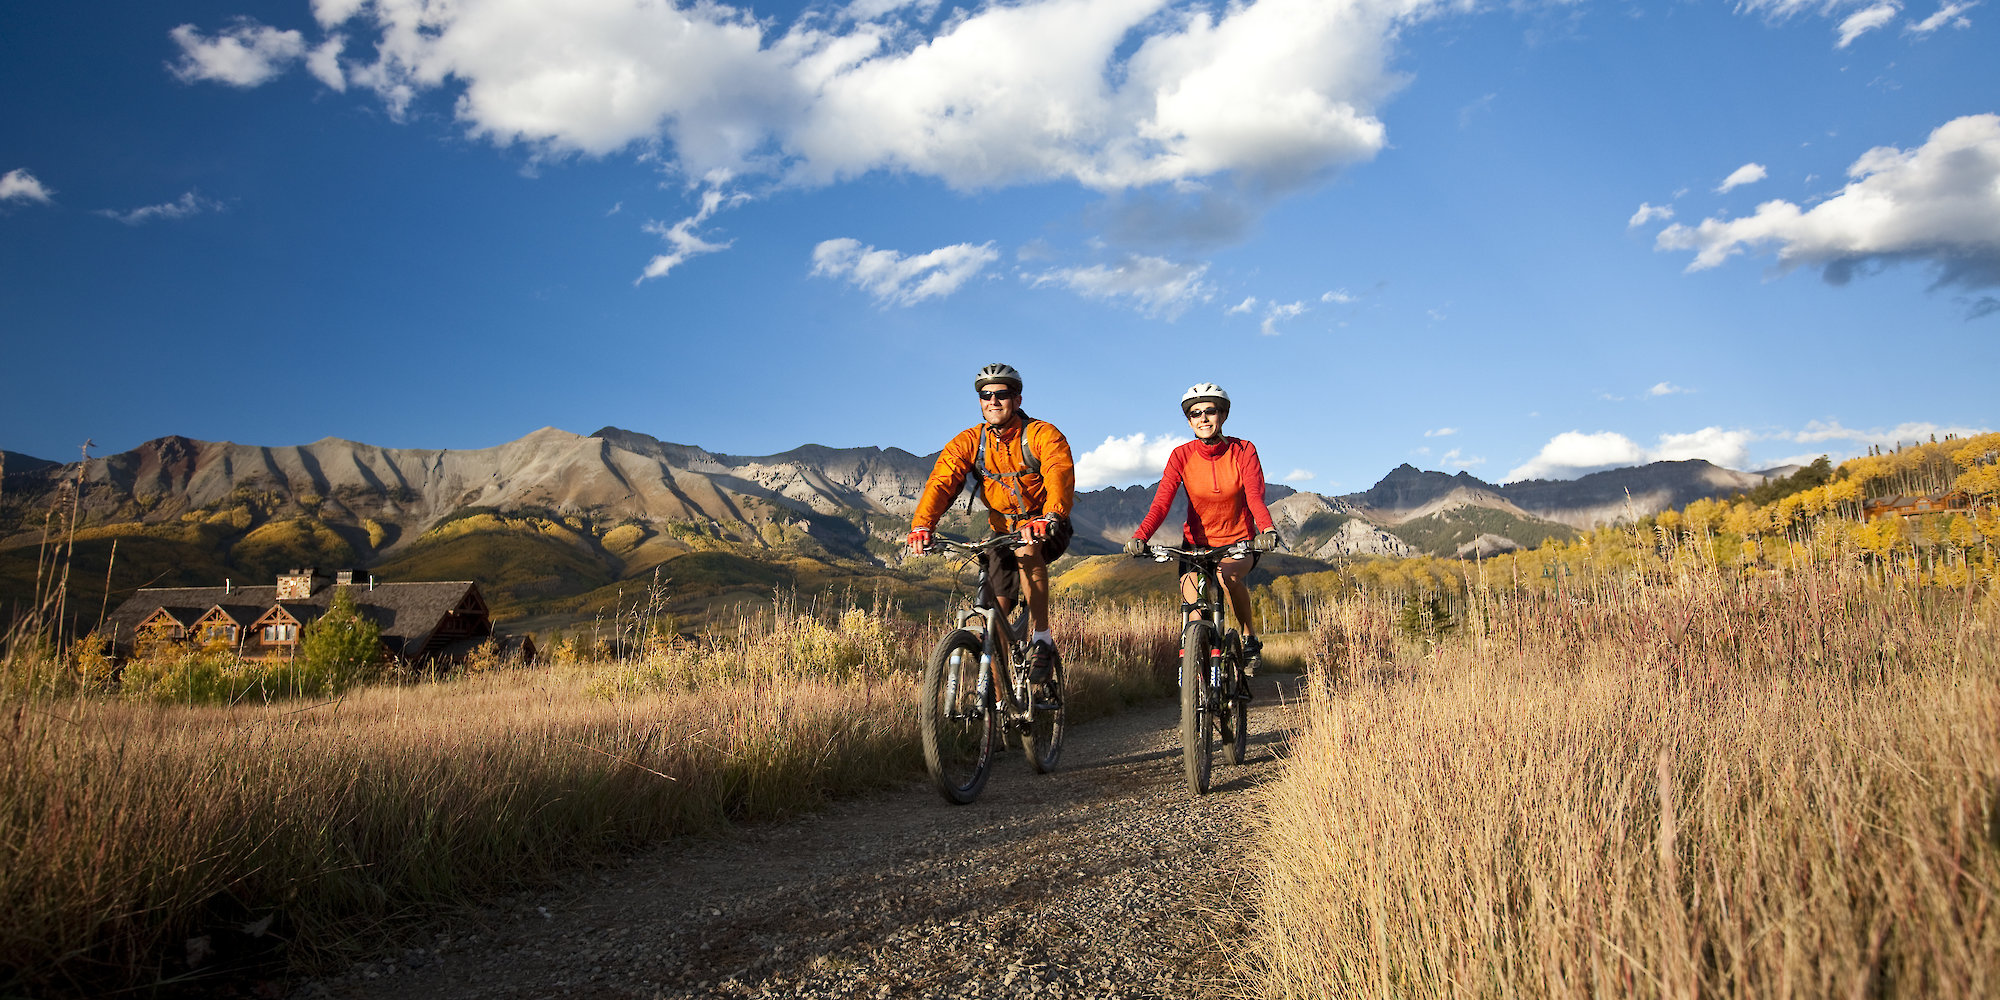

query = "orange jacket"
[913, 414, 1075, 533]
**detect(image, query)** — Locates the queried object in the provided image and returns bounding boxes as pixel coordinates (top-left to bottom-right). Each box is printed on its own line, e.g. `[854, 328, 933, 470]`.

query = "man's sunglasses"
[978, 389, 1018, 401]
[1185, 406, 1221, 418]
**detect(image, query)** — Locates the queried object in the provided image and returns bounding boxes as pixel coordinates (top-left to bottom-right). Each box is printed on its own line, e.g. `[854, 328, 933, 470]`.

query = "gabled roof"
[138, 605, 206, 629]
[104, 581, 486, 658]
[195, 604, 270, 628]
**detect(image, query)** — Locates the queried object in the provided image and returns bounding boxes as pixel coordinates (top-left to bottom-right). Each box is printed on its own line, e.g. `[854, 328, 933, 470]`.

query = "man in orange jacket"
[908, 363, 1076, 682]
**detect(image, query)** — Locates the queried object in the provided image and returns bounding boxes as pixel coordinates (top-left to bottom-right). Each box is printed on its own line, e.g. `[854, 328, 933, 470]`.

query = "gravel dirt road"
[297, 674, 1306, 1000]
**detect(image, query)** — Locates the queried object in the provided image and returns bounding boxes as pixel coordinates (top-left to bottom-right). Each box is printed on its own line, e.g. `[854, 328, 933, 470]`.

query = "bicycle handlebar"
[1138, 541, 1253, 564]
[922, 533, 1024, 557]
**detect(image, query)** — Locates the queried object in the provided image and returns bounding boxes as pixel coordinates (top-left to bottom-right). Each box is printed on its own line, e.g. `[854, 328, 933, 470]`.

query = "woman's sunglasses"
[1185, 406, 1221, 418]
[978, 389, 1018, 401]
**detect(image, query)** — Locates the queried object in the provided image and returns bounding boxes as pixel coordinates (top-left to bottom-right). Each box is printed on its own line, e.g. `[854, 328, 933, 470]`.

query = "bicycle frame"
[936, 534, 1032, 717]
[1144, 541, 1253, 792]
[918, 531, 1066, 803]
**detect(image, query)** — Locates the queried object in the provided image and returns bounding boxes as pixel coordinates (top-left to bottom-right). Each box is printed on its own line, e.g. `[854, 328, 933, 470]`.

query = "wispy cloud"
[1424, 427, 1457, 437]
[1030, 254, 1212, 319]
[1784, 418, 1990, 447]
[0, 168, 54, 206]
[810, 237, 1000, 306]
[1628, 202, 1674, 228]
[1439, 448, 1485, 470]
[1227, 296, 1257, 314]
[1283, 468, 1315, 482]
[1906, 1, 1978, 34]
[1836, 2, 1902, 46]
[1648, 381, 1692, 396]
[95, 191, 224, 225]
[1074, 432, 1189, 489]
[1716, 163, 1767, 193]
[1260, 300, 1306, 335]
[1320, 288, 1357, 304]
[637, 183, 750, 283]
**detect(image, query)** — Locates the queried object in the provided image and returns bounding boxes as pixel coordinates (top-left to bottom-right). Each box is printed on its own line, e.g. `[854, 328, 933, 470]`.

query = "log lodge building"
[104, 568, 533, 666]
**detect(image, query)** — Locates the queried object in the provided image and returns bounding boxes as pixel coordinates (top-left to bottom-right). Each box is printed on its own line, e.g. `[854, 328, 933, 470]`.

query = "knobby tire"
[1021, 646, 1064, 774]
[1221, 631, 1249, 767]
[921, 629, 995, 805]
[1181, 621, 1215, 795]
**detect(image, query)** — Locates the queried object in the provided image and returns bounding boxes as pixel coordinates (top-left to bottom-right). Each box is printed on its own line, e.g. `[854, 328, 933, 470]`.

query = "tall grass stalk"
[1254, 559, 2000, 999]
[1, 594, 1177, 994]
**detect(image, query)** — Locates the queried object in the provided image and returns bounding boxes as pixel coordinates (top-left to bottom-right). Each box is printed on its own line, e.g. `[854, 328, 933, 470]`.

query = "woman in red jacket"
[1125, 383, 1281, 673]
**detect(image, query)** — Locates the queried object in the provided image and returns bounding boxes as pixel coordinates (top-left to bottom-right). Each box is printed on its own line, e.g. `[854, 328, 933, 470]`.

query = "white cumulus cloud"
[1227, 296, 1257, 314]
[810, 237, 1000, 305]
[1505, 427, 1754, 482]
[1716, 163, 1768, 193]
[174, 0, 1435, 194]
[1648, 381, 1692, 396]
[0, 168, 54, 205]
[94, 191, 224, 225]
[1074, 432, 1190, 489]
[1656, 113, 2000, 301]
[1835, 2, 1901, 46]
[1029, 254, 1212, 318]
[169, 20, 307, 87]
[1320, 287, 1357, 303]
[1283, 468, 1315, 482]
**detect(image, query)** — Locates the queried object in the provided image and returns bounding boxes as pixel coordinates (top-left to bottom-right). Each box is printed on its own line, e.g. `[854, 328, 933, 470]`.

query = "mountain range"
[0, 427, 1780, 628]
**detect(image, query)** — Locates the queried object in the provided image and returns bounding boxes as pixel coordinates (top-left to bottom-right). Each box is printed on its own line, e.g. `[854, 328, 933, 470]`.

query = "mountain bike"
[1138, 541, 1252, 795]
[917, 532, 1066, 805]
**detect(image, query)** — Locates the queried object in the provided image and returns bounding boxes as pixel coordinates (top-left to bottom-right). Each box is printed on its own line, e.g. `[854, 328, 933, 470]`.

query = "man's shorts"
[979, 517, 1073, 606]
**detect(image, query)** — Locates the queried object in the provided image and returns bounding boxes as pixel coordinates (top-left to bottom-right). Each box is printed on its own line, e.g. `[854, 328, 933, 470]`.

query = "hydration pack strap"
[964, 418, 1041, 515]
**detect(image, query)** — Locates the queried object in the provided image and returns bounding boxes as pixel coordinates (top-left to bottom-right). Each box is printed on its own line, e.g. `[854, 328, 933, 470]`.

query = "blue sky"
[3, 0, 1995, 495]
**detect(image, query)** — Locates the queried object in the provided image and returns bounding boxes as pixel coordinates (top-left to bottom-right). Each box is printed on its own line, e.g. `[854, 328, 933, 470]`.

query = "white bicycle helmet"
[1180, 382, 1230, 416]
[974, 363, 1023, 391]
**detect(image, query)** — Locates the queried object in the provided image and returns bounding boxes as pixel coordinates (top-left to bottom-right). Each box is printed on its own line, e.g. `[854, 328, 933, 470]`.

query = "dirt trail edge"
[298, 675, 1306, 1000]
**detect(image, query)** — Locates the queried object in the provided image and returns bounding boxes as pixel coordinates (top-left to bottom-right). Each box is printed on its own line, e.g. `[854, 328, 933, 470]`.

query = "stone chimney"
[276, 567, 324, 601]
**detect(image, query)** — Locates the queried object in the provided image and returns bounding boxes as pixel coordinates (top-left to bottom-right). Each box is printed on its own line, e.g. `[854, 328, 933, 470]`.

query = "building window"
[263, 624, 297, 643]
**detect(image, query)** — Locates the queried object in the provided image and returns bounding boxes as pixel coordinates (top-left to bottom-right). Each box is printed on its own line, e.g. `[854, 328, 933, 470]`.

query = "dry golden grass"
[1, 594, 1178, 995]
[1253, 563, 2000, 999]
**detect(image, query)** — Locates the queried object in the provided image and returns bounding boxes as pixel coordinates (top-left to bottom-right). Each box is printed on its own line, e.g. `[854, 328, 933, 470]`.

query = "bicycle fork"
[944, 643, 997, 720]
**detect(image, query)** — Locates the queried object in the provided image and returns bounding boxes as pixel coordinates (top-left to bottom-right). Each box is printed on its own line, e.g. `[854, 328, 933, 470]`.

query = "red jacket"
[1133, 437, 1274, 547]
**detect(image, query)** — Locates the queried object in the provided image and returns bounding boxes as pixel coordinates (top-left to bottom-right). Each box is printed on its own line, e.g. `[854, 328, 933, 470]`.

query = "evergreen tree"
[299, 587, 382, 682]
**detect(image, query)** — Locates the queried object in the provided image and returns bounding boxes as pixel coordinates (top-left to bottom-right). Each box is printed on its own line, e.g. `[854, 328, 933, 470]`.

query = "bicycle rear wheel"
[1220, 631, 1249, 767]
[921, 629, 996, 805]
[1181, 622, 1215, 795]
[1021, 644, 1064, 773]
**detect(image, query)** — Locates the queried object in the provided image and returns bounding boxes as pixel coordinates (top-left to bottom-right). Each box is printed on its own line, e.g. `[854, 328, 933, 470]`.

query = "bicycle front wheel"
[1219, 631, 1248, 766]
[921, 629, 996, 805]
[1021, 644, 1065, 774]
[1181, 622, 1215, 795]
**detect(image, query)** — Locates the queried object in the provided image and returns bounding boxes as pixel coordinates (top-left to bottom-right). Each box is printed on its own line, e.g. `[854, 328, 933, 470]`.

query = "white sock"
[1033, 629, 1052, 645]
